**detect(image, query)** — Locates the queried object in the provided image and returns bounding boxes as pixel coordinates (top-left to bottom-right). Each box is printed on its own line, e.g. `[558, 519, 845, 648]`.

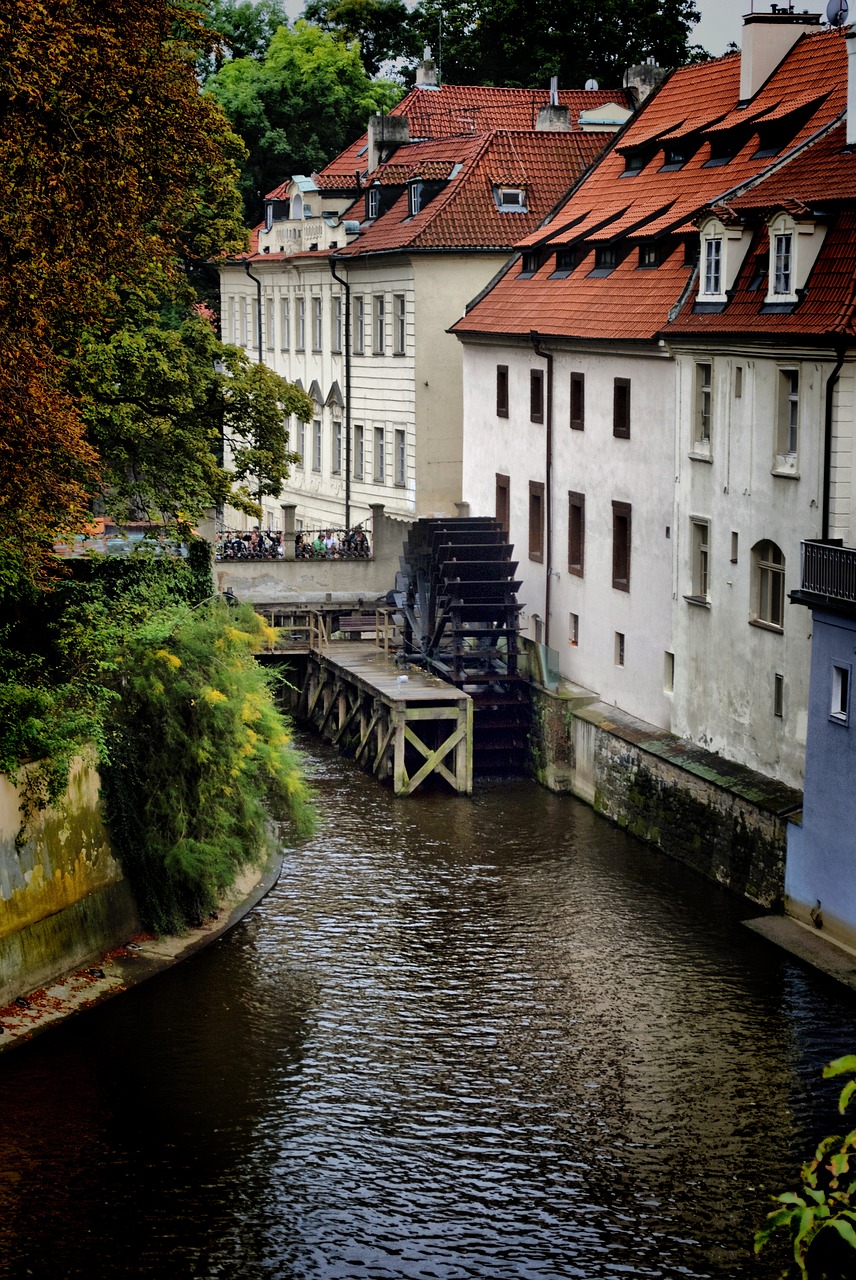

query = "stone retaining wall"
[530, 686, 802, 909]
[0, 753, 139, 1005]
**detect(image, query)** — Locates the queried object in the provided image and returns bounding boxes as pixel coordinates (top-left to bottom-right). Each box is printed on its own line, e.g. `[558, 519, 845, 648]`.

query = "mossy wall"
[530, 689, 795, 909]
[0, 753, 139, 1004]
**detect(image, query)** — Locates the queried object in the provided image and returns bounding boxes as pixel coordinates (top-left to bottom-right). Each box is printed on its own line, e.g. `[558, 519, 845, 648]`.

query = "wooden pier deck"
[297, 643, 472, 796]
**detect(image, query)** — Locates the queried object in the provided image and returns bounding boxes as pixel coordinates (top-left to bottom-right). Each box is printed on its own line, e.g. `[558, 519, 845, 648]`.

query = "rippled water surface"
[1, 736, 855, 1280]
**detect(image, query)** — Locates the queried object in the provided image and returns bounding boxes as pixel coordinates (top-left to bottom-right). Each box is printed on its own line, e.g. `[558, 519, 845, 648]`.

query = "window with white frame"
[296, 297, 305, 351]
[366, 186, 380, 219]
[374, 427, 385, 482]
[265, 298, 275, 351]
[773, 233, 793, 296]
[494, 185, 528, 212]
[775, 368, 799, 467]
[354, 297, 365, 354]
[703, 237, 722, 296]
[373, 295, 385, 354]
[332, 421, 342, 475]
[354, 424, 364, 479]
[295, 420, 305, 468]
[280, 296, 290, 350]
[312, 419, 322, 472]
[228, 297, 237, 343]
[408, 181, 422, 217]
[312, 297, 322, 351]
[393, 294, 405, 355]
[239, 297, 248, 347]
[689, 519, 710, 602]
[332, 297, 342, 353]
[831, 664, 851, 723]
[694, 362, 712, 449]
[394, 428, 406, 486]
[752, 540, 785, 630]
[250, 300, 258, 349]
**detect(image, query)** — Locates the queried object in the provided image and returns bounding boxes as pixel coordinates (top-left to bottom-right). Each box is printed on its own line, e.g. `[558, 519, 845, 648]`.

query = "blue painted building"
[789, 541, 856, 951]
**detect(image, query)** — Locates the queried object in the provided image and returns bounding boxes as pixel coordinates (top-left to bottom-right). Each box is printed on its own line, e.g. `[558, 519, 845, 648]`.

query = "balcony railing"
[799, 540, 856, 606]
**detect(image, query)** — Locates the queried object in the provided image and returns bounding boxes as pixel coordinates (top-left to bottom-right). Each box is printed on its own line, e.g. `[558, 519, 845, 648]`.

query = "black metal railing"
[800, 539, 856, 603]
[215, 527, 372, 561]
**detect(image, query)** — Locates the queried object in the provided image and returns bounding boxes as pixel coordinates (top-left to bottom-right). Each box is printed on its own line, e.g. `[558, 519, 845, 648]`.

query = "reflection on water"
[0, 734, 854, 1279]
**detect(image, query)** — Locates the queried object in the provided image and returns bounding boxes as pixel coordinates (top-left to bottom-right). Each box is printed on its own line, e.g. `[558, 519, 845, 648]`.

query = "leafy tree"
[206, 19, 402, 222]
[409, 0, 700, 89]
[303, 0, 421, 78]
[199, 0, 289, 78]
[756, 1055, 856, 1279]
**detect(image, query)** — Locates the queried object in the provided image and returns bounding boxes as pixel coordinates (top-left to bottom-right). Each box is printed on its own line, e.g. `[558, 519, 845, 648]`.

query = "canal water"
[1, 736, 855, 1280]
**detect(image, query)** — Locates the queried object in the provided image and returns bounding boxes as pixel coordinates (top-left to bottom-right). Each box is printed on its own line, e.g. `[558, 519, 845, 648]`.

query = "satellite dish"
[827, 0, 849, 26]
[585, 78, 599, 91]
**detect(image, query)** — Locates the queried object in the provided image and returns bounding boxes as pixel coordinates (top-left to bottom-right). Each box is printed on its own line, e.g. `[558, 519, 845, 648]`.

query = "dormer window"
[366, 186, 380, 220]
[638, 243, 660, 269]
[764, 211, 827, 308]
[551, 247, 577, 276]
[622, 151, 646, 176]
[495, 185, 528, 212]
[588, 245, 619, 277]
[408, 180, 423, 217]
[696, 215, 751, 308]
[520, 249, 542, 275]
[661, 143, 692, 170]
[703, 238, 722, 295]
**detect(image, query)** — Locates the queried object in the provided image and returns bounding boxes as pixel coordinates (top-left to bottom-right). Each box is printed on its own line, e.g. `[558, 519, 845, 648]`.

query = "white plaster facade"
[461, 337, 677, 730]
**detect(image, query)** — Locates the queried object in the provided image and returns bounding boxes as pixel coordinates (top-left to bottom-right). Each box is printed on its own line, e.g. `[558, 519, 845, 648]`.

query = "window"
[408, 181, 422, 217]
[639, 243, 660, 268]
[664, 651, 675, 694]
[612, 501, 631, 591]
[734, 365, 743, 398]
[250, 300, 258, 349]
[295, 420, 305, 469]
[554, 247, 577, 275]
[265, 298, 275, 351]
[354, 297, 365, 355]
[332, 297, 343, 353]
[689, 519, 710, 602]
[312, 419, 322, 472]
[496, 365, 509, 418]
[615, 632, 625, 667]
[773, 233, 793, 296]
[280, 296, 290, 350]
[752, 540, 785, 630]
[613, 378, 631, 438]
[394, 428, 406, 486]
[496, 473, 510, 532]
[374, 426, 385, 482]
[777, 369, 799, 462]
[354, 424, 364, 479]
[393, 294, 406, 355]
[495, 185, 527, 212]
[695, 362, 712, 446]
[704, 237, 722, 295]
[530, 369, 544, 424]
[570, 373, 585, 431]
[521, 250, 541, 275]
[227, 296, 237, 344]
[569, 613, 579, 647]
[239, 297, 248, 347]
[831, 664, 851, 723]
[593, 245, 618, 274]
[774, 673, 784, 718]
[373, 295, 385, 354]
[312, 297, 322, 351]
[332, 420, 342, 475]
[366, 186, 379, 219]
[731, 531, 739, 564]
[529, 481, 545, 563]
[568, 491, 585, 577]
[296, 297, 305, 351]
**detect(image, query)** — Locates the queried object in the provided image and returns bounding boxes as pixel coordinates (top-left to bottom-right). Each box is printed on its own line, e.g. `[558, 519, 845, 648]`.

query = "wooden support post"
[392, 704, 407, 795]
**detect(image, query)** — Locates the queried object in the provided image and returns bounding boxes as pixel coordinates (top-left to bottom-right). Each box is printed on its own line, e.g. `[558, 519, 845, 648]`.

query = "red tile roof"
[333, 130, 611, 256]
[316, 84, 633, 191]
[454, 31, 849, 344]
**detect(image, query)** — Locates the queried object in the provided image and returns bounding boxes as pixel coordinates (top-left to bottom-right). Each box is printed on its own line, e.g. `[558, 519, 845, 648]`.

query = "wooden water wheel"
[399, 517, 530, 774]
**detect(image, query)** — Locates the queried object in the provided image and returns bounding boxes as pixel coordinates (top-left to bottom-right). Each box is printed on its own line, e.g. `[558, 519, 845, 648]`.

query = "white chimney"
[367, 113, 410, 173]
[739, 11, 822, 103]
[848, 27, 856, 147]
[416, 45, 438, 88]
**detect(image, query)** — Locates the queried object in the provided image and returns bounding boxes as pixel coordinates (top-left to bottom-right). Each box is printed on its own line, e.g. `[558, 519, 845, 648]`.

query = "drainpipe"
[329, 256, 352, 531]
[530, 331, 554, 650]
[243, 262, 263, 364]
[244, 261, 265, 509]
[822, 343, 847, 542]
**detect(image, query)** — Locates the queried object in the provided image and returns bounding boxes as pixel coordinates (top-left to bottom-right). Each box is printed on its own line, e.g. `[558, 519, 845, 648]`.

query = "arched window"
[752, 540, 785, 630]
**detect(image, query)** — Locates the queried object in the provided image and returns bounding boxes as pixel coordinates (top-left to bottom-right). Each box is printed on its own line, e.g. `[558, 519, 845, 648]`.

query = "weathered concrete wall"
[0, 753, 139, 1005]
[530, 686, 802, 908]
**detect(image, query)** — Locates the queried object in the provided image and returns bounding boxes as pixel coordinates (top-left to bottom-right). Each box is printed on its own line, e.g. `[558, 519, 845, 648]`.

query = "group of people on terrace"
[215, 526, 371, 561]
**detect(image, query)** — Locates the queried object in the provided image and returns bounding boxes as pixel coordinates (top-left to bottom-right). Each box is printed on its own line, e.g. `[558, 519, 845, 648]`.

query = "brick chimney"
[739, 9, 822, 103]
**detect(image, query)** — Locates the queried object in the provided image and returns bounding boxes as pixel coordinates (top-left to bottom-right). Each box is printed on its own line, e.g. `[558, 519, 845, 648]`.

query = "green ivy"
[756, 1055, 856, 1279]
